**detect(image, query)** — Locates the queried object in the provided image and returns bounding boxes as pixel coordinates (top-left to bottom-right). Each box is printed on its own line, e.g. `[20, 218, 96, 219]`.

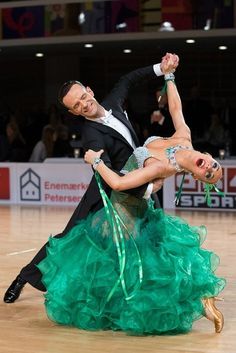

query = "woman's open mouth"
[196, 158, 205, 168]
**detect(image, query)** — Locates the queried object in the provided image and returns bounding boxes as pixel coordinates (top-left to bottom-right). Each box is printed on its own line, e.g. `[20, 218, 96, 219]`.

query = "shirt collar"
[85, 109, 112, 123]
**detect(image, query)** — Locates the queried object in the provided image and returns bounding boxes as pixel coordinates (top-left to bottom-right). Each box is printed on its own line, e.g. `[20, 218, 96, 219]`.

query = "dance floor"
[0, 205, 235, 353]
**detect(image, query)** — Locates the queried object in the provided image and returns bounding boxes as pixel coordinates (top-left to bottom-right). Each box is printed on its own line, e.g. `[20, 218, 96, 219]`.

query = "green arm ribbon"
[95, 172, 143, 303]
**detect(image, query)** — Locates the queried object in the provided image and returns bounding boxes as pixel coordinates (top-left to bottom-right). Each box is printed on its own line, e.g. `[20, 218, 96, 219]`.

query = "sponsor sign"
[164, 165, 236, 211]
[0, 162, 93, 205]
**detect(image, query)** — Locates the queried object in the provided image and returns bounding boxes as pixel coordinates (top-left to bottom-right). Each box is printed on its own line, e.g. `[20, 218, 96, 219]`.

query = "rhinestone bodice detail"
[121, 136, 191, 174]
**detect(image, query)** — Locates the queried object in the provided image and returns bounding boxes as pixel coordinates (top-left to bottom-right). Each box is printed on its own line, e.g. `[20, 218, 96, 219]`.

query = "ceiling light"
[84, 43, 93, 48]
[123, 49, 132, 54]
[218, 45, 227, 50]
[36, 53, 44, 57]
[186, 39, 195, 44]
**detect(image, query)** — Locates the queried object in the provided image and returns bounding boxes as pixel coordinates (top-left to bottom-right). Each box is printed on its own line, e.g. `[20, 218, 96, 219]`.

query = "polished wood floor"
[0, 205, 235, 353]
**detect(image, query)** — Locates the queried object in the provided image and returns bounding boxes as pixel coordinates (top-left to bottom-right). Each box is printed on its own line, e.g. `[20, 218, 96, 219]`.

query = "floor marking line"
[7, 248, 37, 256]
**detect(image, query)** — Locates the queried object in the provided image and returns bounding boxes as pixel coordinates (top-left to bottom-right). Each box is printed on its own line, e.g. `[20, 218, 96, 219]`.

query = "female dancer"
[38, 68, 225, 336]
[84, 76, 222, 190]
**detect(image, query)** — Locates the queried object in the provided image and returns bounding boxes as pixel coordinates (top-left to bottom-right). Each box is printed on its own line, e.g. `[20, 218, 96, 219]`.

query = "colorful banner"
[80, 1, 105, 34]
[44, 4, 66, 36]
[163, 162, 236, 210]
[161, 0, 193, 30]
[106, 0, 139, 33]
[2, 6, 44, 38]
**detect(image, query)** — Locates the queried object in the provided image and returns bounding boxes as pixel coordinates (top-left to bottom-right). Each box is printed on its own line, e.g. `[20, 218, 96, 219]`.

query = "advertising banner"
[163, 163, 236, 211]
[0, 162, 93, 206]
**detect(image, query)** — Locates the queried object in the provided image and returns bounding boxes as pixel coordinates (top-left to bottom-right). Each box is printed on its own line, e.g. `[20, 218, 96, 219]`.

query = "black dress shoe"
[3, 275, 27, 303]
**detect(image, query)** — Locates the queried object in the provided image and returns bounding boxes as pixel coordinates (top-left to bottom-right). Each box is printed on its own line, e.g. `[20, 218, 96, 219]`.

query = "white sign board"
[0, 162, 93, 205]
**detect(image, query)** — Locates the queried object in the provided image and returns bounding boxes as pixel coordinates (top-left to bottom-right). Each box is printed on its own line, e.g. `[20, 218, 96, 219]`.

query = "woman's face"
[189, 151, 222, 184]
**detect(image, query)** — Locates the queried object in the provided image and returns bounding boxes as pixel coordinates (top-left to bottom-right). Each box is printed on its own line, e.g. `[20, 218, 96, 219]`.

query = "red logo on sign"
[175, 173, 198, 192]
[227, 168, 236, 192]
[0, 168, 10, 199]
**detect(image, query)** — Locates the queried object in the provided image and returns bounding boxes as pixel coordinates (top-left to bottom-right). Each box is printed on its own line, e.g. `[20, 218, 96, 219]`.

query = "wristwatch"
[93, 157, 102, 170]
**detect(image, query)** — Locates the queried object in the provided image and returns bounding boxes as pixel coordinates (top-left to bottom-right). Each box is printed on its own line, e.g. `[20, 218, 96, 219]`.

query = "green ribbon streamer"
[174, 173, 186, 205]
[95, 172, 143, 303]
[204, 183, 225, 207]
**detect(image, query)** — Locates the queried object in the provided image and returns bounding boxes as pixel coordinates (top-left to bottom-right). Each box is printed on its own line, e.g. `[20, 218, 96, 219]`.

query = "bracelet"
[164, 72, 175, 81]
[93, 157, 102, 170]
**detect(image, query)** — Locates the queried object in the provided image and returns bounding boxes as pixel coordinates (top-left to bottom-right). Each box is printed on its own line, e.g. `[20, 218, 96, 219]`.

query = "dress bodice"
[124, 136, 192, 174]
[121, 136, 162, 174]
[120, 147, 151, 174]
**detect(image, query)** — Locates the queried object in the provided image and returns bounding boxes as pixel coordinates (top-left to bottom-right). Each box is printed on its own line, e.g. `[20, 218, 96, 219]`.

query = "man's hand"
[84, 149, 104, 164]
[160, 53, 179, 74]
[152, 178, 164, 193]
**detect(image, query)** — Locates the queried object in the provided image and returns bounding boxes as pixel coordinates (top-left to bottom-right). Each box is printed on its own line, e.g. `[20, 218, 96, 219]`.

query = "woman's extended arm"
[167, 80, 191, 140]
[84, 149, 168, 192]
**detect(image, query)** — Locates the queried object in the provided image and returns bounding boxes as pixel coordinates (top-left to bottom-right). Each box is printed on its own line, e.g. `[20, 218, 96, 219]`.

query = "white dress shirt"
[87, 109, 136, 149]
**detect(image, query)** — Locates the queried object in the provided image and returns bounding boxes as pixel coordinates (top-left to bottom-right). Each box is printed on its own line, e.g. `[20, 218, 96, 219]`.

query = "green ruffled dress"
[38, 147, 226, 335]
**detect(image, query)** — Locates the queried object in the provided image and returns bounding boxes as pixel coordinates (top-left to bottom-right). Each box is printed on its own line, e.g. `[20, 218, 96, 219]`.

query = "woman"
[84, 77, 222, 189]
[38, 67, 225, 335]
[29, 124, 57, 162]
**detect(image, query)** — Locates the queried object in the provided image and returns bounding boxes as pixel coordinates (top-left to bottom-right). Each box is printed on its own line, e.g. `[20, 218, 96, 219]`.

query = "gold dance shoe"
[203, 297, 224, 333]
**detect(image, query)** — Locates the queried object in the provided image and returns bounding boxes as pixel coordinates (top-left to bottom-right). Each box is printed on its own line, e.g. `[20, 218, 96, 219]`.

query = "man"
[4, 53, 178, 303]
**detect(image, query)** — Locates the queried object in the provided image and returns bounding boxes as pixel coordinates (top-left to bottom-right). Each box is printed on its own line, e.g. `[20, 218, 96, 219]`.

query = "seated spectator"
[0, 121, 27, 162]
[29, 125, 57, 162]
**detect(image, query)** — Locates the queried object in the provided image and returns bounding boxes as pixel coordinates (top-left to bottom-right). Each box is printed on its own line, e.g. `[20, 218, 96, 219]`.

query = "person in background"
[29, 125, 57, 162]
[0, 120, 27, 162]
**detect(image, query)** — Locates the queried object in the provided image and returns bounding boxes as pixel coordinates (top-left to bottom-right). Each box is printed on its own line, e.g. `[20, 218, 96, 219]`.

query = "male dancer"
[4, 53, 178, 303]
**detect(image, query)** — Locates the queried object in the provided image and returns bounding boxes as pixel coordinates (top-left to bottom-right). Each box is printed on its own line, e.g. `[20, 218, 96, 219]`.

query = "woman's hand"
[84, 149, 104, 164]
[160, 53, 179, 74]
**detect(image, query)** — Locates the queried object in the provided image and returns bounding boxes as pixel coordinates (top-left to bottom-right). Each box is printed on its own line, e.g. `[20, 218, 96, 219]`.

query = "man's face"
[63, 84, 99, 118]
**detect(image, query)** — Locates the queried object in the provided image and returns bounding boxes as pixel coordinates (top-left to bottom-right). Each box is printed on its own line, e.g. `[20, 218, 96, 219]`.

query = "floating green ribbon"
[174, 173, 186, 205]
[95, 172, 143, 304]
[204, 183, 225, 207]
